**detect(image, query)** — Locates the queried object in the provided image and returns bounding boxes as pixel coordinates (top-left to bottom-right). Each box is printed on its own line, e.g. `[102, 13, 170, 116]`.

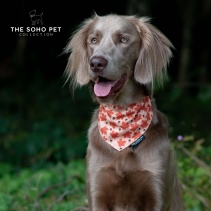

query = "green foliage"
[155, 83, 211, 145]
[0, 160, 87, 211]
[172, 136, 211, 211]
[0, 73, 94, 168]
[0, 193, 10, 211]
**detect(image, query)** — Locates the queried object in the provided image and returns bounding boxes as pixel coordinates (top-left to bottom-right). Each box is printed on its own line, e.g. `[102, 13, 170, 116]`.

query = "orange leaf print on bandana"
[110, 131, 119, 139]
[131, 123, 139, 130]
[118, 139, 126, 147]
[126, 110, 134, 119]
[121, 121, 128, 130]
[110, 121, 117, 129]
[116, 112, 125, 120]
[123, 131, 132, 138]
[99, 113, 107, 121]
[100, 126, 108, 135]
[141, 120, 148, 128]
[107, 110, 114, 117]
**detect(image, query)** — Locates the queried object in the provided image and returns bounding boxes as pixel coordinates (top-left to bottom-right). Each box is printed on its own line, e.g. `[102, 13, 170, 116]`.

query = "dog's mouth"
[93, 74, 127, 98]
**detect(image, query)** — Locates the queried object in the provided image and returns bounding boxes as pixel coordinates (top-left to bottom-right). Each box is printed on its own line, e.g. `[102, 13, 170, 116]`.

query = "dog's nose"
[90, 56, 108, 72]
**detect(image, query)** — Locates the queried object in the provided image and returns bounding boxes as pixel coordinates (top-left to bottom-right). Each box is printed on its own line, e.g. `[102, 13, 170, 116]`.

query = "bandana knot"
[98, 96, 153, 151]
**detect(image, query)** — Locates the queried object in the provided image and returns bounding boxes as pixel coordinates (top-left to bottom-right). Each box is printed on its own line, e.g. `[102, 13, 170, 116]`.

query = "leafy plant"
[172, 136, 211, 211]
[0, 160, 87, 211]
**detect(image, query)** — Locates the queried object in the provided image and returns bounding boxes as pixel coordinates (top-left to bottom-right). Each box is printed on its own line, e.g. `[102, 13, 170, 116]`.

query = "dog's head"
[29, 10, 36, 17]
[64, 14, 173, 104]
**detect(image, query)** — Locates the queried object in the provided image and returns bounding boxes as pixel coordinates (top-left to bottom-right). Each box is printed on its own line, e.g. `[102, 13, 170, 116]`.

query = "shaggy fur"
[64, 14, 183, 211]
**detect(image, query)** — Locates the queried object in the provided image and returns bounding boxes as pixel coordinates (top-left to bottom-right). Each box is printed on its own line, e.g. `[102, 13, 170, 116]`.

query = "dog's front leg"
[86, 147, 113, 211]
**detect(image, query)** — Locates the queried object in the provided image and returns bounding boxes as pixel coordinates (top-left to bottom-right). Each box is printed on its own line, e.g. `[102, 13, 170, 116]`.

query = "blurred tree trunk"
[13, 0, 27, 71]
[177, 0, 211, 89]
[199, 0, 211, 84]
[13, 36, 27, 70]
[177, 0, 196, 89]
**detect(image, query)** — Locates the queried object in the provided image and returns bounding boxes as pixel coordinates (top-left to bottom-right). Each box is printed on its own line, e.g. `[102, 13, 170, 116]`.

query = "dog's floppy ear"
[130, 17, 174, 85]
[64, 15, 98, 88]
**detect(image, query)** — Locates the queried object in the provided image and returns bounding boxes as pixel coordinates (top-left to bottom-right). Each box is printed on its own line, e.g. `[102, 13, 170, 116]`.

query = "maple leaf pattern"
[98, 96, 153, 151]
[134, 104, 143, 112]
[131, 123, 139, 130]
[99, 113, 107, 121]
[110, 131, 119, 139]
[141, 120, 148, 128]
[121, 121, 128, 130]
[110, 121, 117, 129]
[100, 126, 108, 135]
[126, 110, 134, 119]
[116, 112, 125, 120]
[118, 139, 126, 147]
[142, 106, 149, 113]
[107, 110, 114, 117]
[123, 131, 132, 138]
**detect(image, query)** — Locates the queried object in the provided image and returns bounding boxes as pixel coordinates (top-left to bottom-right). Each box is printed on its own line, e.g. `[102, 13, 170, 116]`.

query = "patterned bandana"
[98, 96, 153, 151]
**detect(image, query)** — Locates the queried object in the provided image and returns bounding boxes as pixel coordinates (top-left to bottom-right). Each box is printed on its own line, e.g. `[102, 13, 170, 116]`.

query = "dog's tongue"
[94, 81, 116, 97]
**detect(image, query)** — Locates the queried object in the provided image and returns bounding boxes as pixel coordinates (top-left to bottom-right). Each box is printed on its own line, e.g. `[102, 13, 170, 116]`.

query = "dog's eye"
[120, 37, 128, 43]
[91, 38, 97, 44]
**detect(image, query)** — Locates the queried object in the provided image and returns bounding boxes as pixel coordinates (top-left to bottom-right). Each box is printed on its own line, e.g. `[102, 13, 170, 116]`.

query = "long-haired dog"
[64, 14, 183, 211]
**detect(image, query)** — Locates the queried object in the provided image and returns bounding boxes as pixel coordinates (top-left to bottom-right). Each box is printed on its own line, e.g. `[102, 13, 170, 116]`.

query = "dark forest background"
[0, 0, 211, 210]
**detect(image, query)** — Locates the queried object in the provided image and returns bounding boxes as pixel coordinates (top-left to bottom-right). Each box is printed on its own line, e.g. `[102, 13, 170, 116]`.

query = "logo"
[10, 9, 61, 37]
[29, 10, 43, 25]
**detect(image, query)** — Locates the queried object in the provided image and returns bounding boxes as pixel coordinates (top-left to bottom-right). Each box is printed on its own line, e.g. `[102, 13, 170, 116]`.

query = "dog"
[29, 10, 43, 25]
[64, 14, 183, 211]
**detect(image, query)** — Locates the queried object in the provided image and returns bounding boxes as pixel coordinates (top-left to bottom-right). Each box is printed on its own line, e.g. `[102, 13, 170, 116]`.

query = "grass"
[0, 160, 87, 211]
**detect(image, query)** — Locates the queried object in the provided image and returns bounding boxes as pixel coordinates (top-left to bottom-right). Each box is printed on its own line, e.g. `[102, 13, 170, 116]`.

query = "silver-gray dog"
[65, 14, 183, 211]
